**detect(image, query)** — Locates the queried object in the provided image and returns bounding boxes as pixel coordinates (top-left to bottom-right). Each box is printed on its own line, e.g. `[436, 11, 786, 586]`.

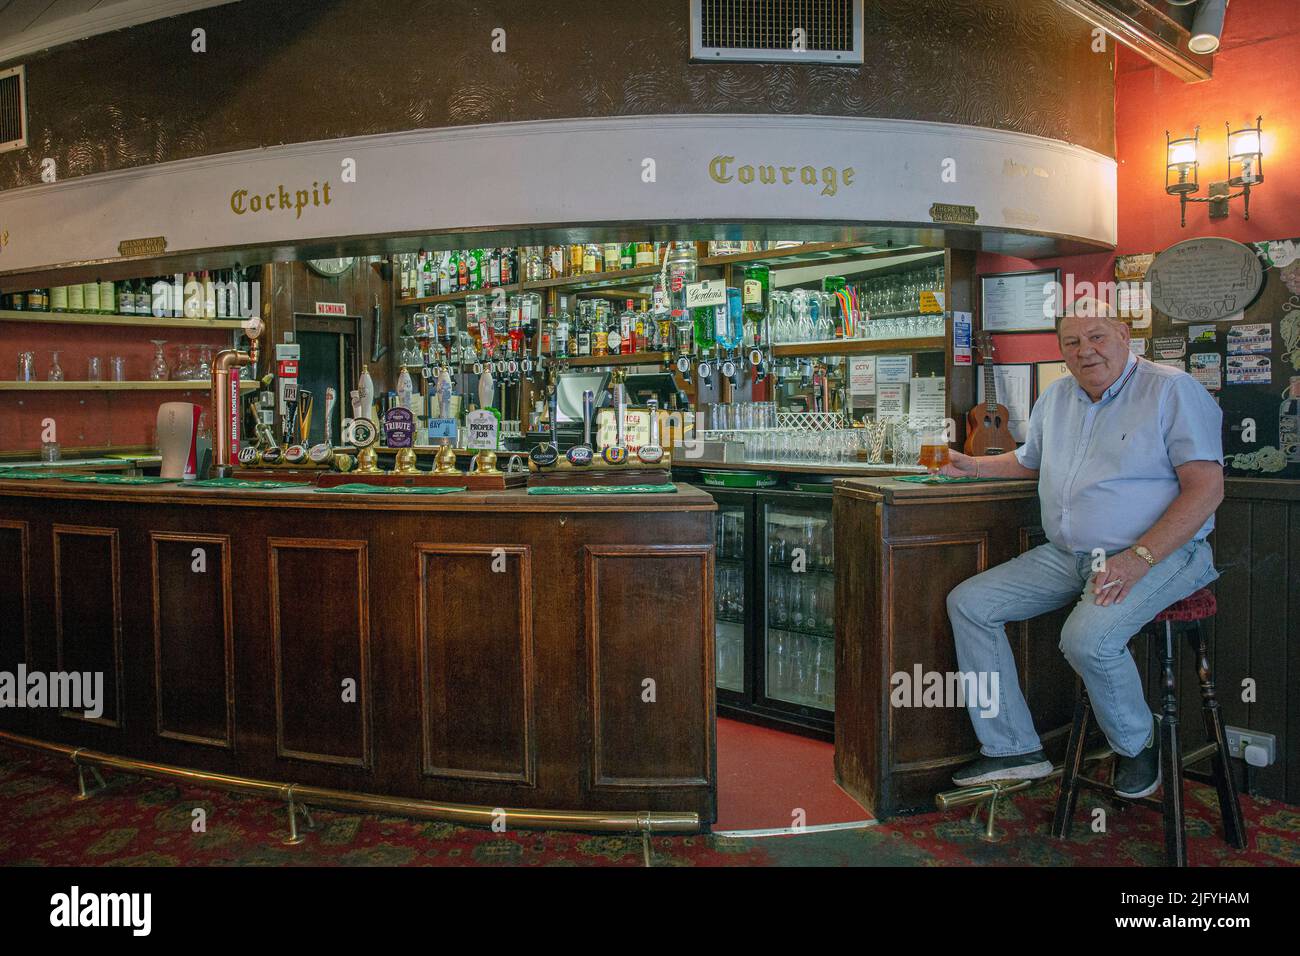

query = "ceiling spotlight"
[1189, 0, 1229, 54]
[1165, 1, 1196, 6]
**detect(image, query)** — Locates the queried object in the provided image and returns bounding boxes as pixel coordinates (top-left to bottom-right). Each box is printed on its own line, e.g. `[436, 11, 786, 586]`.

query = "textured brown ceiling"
[0, 0, 1115, 192]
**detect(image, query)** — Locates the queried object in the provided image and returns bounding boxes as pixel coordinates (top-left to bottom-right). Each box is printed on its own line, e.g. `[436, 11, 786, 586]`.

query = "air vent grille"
[0, 65, 27, 154]
[691, 0, 863, 64]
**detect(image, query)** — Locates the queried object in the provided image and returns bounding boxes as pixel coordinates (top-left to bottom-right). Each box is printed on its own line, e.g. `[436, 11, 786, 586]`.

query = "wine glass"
[47, 350, 64, 382]
[149, 340, 169, 381]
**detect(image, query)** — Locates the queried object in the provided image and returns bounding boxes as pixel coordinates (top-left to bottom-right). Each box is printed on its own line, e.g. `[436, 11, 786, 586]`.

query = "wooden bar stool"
[1051, 588, 1247, 866]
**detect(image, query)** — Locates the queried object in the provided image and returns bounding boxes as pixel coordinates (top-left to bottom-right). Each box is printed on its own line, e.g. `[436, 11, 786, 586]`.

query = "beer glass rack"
[776, 411, 847, 432]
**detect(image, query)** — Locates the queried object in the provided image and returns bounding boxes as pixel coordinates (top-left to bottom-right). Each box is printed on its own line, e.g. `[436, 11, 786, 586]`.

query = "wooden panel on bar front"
[269, 538, 371, 768]
[150, 532, 234, 749]
[52, 525, 123, 726]
[585, 545, 713, 790]
[0, 520, 30, 670]
[885, 533, 987, 769]
[416, 543, 535, 785]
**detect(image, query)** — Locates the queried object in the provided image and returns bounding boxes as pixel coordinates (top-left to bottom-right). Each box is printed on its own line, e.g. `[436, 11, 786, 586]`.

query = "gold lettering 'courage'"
[230, 180, 333, 219]
[709, 156, 855, 197]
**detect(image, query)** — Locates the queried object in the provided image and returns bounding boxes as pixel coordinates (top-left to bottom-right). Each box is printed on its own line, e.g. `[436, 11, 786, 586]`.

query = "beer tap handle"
[582, 389, 594, 449]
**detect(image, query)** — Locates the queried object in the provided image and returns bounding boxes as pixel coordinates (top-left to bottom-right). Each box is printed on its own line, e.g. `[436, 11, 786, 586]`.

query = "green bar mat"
[0, 469, 63, 479]
[317, 484, 468, 495]
[894, 474, 1013, 484]
[527, 483, 678, 495]
[190, 478, 314, 489]
[61, 474, 179, 485]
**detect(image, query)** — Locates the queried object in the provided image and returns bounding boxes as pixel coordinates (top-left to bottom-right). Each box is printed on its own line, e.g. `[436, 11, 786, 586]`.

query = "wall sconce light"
[1166, 116, 1263, 227]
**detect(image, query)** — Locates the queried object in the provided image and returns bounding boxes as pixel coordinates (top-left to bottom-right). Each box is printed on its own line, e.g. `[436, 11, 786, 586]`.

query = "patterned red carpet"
[1, 747, 1296, 866]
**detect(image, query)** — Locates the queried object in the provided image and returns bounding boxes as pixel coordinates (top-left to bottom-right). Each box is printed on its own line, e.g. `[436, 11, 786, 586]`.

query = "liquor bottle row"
[2, 269, 252, 319]
[400, 243, 677, 299]
[399, 248, 521, 299]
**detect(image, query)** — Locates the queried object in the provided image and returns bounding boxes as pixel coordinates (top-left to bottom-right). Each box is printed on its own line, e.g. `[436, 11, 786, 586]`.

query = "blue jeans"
[945, 539, 1218, 759]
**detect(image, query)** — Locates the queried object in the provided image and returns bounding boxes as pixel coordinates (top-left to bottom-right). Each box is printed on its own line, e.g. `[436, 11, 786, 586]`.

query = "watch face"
[307, 257, 355, 277]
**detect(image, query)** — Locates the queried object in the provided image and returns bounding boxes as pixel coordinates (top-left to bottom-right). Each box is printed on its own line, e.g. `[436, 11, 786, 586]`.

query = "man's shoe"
[1113, 716, 1161, 799]
[951, 750, 1052, 786]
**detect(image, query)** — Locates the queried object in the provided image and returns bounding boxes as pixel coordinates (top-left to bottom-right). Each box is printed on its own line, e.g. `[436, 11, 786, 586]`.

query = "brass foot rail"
[0, 731, 702, 839]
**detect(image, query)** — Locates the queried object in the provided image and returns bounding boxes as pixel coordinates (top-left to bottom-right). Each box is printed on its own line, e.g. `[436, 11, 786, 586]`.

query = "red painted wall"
[978, 0, 1300, 366]
[1, 323, 231, 456]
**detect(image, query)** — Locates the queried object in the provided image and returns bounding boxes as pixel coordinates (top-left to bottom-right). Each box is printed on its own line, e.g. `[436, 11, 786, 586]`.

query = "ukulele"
[963, 331, 1017, 456]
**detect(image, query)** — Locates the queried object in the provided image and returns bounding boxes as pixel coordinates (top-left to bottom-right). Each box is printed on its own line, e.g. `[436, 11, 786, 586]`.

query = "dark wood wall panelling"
[585, 545, 715, 791]
[263, 259, 398, 396]
[837, 479, 1300, 816]
[0, 487, 716, 819]
[0, 0, 1115, 193]
[150, 531, 234, 748]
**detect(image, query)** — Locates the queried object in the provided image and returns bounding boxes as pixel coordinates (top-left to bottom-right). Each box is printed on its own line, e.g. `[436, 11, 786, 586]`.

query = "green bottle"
[742, 264, 770, 345]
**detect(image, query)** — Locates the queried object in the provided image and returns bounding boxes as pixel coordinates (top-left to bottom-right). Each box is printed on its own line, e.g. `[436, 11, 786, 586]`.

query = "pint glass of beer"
[918, 424, 951, 473]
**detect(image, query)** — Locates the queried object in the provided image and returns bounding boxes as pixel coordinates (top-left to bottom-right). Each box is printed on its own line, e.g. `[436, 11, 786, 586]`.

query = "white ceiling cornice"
[0, 0, 241, 67]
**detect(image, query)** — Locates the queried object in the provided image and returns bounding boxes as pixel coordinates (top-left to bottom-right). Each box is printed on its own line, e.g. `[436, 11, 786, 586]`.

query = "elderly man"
[940, 299, 1223, 798]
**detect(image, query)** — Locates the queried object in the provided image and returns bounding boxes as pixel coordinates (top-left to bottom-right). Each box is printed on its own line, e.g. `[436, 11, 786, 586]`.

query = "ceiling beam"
[1048, 0, 1215, 82]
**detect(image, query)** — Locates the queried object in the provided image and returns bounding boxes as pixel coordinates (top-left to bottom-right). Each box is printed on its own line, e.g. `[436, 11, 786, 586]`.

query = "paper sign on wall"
[909, 377, 946, 418]
[848, 356, 877, 395]
[953, 311, 972, 366]
[876, 385, 907, 420]
[876, 355, 913, 384]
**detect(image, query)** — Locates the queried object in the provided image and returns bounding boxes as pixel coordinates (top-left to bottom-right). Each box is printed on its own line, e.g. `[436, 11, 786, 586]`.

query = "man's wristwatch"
[1131, 545, 1156, 567]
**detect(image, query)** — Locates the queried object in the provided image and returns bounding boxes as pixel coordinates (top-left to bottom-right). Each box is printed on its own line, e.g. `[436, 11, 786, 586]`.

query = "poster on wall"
[1146, 235, 1300, 478]
[1147, 237, 1265, 324]
[979, 269, 1060, 332]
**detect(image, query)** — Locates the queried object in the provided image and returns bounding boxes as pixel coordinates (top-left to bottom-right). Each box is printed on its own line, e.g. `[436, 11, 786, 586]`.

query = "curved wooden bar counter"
[833, 477, 1077, 818]
[0, 479, 716, 831]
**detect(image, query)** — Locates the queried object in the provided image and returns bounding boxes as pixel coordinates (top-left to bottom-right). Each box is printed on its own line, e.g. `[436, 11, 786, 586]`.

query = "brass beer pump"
[211, 319, 262, 478]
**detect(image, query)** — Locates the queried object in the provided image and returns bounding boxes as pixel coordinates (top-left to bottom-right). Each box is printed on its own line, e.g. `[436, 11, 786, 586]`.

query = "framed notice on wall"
[980, 268, 1061, 332]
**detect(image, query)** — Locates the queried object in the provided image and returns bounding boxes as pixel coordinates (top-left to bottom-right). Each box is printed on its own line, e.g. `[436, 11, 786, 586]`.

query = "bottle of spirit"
[1282, 376, 1300, 465]
[556, 296, 572, 357]
[569, 244, 584, 277]
[50, 285, 68, 312]
[742, 264, 769, 346]
[603, 243, 621, 272]
[694, 297, 716, 351]
[82, 279, 100, 314]
[68, 281, 85, 313]
[636, 242, 656, 267]
[583, 243, 602, 275]
[620, 243, 636, 270]
[576, 301, 592, 356]
[620, 299, 636, 355]
[489, 248, 502, 286]
[99, 278, 116, 315]
[593, 302, 609, 357]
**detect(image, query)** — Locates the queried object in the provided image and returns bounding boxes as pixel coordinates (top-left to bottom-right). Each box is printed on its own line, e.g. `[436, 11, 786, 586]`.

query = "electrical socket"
[1225, 726, 1276, 766]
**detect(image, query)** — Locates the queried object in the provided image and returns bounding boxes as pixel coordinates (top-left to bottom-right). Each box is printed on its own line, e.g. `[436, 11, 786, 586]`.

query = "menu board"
[1147, 237, 1264, 324]
[980, 269, 1060, 332]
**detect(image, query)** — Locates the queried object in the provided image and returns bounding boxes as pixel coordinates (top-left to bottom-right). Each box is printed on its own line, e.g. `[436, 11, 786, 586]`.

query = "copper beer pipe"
[211, 333, 260, 477]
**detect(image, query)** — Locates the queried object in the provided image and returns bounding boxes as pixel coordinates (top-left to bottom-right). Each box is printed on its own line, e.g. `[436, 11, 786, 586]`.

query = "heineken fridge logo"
[0, 665, 104, 719]
[708, 156, 855, 197]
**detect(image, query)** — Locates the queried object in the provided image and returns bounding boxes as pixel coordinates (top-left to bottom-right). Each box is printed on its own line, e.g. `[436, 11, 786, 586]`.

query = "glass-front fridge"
[701, 481, 835, 739]
[757, 491, 835, 733]
[712, 491, 752, 704]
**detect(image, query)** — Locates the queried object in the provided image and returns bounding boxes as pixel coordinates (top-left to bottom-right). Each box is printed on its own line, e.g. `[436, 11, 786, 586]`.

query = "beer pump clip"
[602, 377, 629, 465]
[307, 386, 336, 466]
[565, 389, 595, 466]
[530, 389, 560, 468]
[637, 398, 665, 465]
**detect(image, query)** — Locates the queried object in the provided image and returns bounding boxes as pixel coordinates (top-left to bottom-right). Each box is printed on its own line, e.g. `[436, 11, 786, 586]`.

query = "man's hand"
[1090, 548, 1151, 606]
[940, 450, 979, 478]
